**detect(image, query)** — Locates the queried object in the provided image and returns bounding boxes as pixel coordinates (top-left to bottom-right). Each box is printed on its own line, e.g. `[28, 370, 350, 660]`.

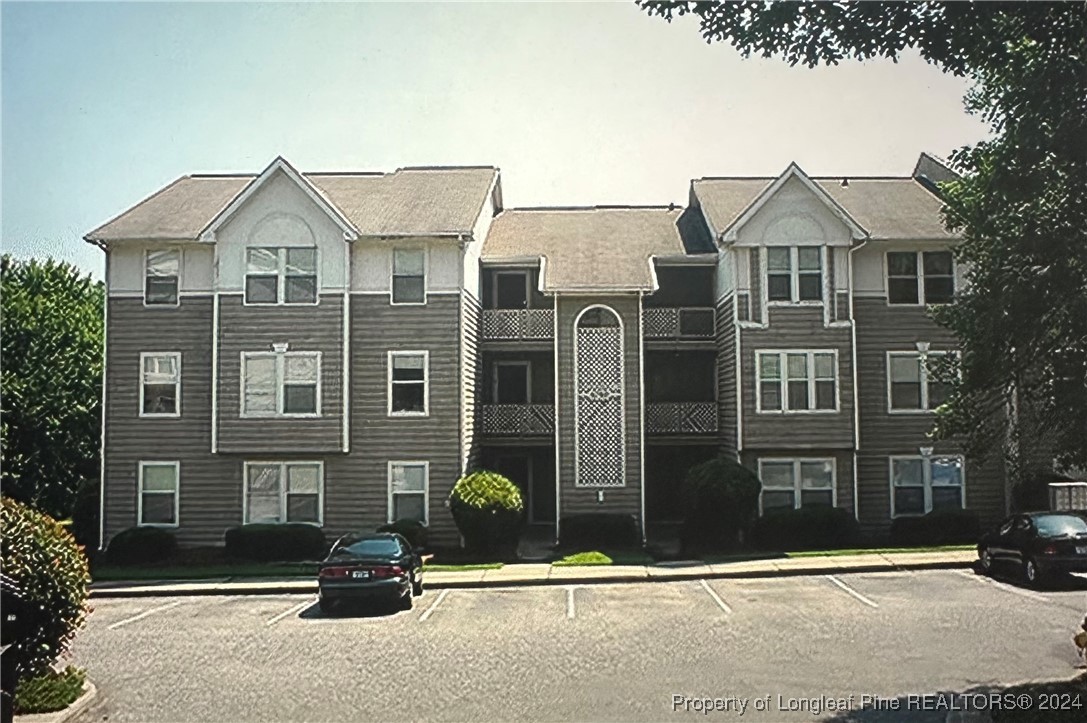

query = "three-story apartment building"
[86, 153, 1006, 550]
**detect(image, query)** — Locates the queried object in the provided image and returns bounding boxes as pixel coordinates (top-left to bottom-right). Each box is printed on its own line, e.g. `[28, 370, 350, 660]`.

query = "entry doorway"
[493, 453, 555, 524]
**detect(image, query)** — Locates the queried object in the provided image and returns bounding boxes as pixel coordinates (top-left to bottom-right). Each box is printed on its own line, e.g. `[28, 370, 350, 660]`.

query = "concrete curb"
[14, 681, 96, 723]
[88, 558, 976, 598]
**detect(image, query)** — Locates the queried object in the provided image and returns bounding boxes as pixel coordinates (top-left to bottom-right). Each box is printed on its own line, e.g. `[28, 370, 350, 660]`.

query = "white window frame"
[240, 351, 322, 418]
[138, 461, 180, 528]
[139, 352, 182, 418]
[755, 350, 839, 414]
[886, 350, 953, 414]
[884, 250, 956, 307]
[888, 454, 966, 518]
[243, 247, 320, 307]
[242, 461, 325, 526]
[387, 461, 430, 525]
[765, 245, 824, 306]
[143, 248, 180, 307]
[390, 247, 427, 306]
[387, 350, 430, 417]
[757, 458, 837, 514]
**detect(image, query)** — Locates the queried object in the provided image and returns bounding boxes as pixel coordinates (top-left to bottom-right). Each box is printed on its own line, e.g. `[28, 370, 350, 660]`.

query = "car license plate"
[1077, 546, 1087, 555]
[351, 570, 370, 580]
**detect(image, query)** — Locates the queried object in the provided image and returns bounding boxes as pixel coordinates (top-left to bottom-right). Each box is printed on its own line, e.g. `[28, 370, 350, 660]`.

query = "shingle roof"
[85, 167, 498, 242]
[692, 177, 955, 241]
[481, 207, 692, 292]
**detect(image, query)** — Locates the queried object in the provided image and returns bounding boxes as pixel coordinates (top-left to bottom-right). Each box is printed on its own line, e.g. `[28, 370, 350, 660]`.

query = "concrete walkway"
[89, 549, 977, 598]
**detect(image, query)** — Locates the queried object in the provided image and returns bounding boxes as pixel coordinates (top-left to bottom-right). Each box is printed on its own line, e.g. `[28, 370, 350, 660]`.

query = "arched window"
[574, 305, 625, 487]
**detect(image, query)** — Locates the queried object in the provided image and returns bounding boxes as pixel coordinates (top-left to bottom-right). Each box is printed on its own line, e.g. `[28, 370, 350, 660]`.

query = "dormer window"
[145, 249, 179, 305]
[766, 246, 822, 304]
[245, 248, 318, 305]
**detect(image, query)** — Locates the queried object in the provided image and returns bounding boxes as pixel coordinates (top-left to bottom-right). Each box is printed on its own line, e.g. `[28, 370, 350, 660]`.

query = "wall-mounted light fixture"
[272, 342, 289, 353]
[915, 341, 930, 354]
[597, 490, 605, 504]
[919, 446, 934, 458]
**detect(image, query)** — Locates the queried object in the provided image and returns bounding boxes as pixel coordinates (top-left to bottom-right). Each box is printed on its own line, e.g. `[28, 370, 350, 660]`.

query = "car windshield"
[331, 538, 402, 558]
[1034, 515, 1087, 538]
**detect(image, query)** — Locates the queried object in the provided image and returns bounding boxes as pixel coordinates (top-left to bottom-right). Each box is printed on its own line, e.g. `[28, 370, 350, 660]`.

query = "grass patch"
[422, 563, 503, 572]
[553, 549, 654, 567]
[92, 563, 316, 581]
[785, 544, 974, 558]
[14, 666, 86, 715]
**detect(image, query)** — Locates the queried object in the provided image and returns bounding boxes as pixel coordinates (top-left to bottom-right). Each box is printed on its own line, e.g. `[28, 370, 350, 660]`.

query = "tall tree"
[639, 2, 1087, 486]
[1, 256, 103, 521]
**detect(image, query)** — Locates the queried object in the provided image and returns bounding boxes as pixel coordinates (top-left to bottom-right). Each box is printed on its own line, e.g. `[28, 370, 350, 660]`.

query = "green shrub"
[0, 497, 90, 680]
[105, 526, 178, 565]
[13, 666, 85, 715]
[560, 513, 640, 548]
[681, 456, 762, 552]
[449, 471, 524, 554]
[751, 506, 862, 551]
[890, 509, 981, 546]
[224, 523, 328, 562]
[377, 519, 428, 550]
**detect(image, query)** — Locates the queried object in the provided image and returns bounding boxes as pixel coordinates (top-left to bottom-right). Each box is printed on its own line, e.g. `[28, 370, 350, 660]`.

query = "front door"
[493, 454, 554, 524]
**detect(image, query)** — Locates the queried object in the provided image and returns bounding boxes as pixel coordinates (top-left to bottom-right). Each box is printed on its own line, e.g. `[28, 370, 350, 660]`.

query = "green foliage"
[639, 0, 1087, 483]
[1, 256, 104, 522]
[553, 551, 613, 566]
[890, 509, 981, 547]
[223, 523, 327, 562]
[377, 519, 429, 549]
[449, 471, 524, 554]
[0, 497, 90, 679]
[560, 513, 640, 549]
[13, 666, 85, 715]
[680, 456, 761, 552]
[751, 506, 862, 552]
[105, 526, 178, 565]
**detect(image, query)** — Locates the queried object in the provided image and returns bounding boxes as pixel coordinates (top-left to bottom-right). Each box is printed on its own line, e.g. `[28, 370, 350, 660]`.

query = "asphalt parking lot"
[70, 570, 1087, 723]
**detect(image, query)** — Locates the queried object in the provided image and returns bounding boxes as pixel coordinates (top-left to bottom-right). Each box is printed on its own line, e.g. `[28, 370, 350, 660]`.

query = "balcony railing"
[482, 309, 555, 341]
[645, 402, 718, 434]
[642, 307, 715, 339]
[482, 404, 555, 435]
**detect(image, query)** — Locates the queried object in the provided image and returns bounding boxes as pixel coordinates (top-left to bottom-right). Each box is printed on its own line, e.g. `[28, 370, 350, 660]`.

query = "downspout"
[553, 290, 561, 546]
[638, 291, 647, 545]
[730, 235, 744, 459]
[848, 238, 868, 520]
[342, 240, 351, 453]
[97, 248, 109, 550]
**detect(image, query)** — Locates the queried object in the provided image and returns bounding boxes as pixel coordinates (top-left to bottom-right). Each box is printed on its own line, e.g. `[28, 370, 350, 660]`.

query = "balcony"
[642, 307, 715, 340]
[482, 309, 555, 341]
[482, 404, 555, 436]
[645, 402, 718, 434]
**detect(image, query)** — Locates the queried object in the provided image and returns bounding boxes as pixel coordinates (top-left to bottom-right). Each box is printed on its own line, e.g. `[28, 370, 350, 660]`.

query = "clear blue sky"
[1, 1, 987, 279]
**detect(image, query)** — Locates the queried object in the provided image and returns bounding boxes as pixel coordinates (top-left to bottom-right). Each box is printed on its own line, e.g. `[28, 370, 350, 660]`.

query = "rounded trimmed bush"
[106, 526, 178, 565]
[0, 497, 90, 681]
[449, 471, 524, 554]
[377, 519, 428, 550]
[751, 506, 862, 551]
[223, 523, 327, 562]
[681, 456, 762, 552]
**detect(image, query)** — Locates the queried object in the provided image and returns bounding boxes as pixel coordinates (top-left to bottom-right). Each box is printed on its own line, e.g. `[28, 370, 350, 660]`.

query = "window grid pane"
[141, 494, 175, 525]
[142, 465, 177, 492]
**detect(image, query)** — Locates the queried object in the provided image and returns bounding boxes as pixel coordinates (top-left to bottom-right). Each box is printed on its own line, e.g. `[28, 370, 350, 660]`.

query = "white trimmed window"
[887, 251, 955, 305]
[244, 462, 323, 524]
[388, 351, 428, 416]
[140, 352, 181, 417]
[145, 249, 179, 305]
[757, 351, 837, 413]
[388, 462, 428, 524]
[138, 461, 179, 526]
[890, 455, 965, 517]
[888, 351, 953, 412]
[391, 248, 425, 304]
[758, 459, 835, 512]
[766, 246, 822, 303]
[242, 352, 320, 417]
[245, 247, 318, 305]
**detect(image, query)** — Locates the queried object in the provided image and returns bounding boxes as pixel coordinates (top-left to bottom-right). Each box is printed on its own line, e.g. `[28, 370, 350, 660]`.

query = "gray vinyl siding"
[216, 294, 344, 453]
[736, 293, 751, 323]
[742, 449, 855, 517]
[103, 296, 239, 547]
[555, 295, 642, 528]
[460, 292, 482, 473]
[715, 295, 738, 455]
[749, 248, 762, 323]
[740, 306, 854, 448]
[835, 292, 851, 322]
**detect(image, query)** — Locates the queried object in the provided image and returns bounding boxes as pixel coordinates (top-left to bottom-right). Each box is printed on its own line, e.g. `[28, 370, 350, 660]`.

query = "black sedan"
[978, 512, 1087, 585]
[317, 533, 424, 613]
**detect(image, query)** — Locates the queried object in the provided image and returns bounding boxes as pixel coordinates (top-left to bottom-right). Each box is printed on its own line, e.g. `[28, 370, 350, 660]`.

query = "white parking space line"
[419, 589, 449, 622]
[107, 601, 182, 630]
[954, 570, 1052, 603]
[825, 575, 879, 608]
[566, 587, 576, 619]
[266, 597, 316, 626]
[699, 580, 733, 614]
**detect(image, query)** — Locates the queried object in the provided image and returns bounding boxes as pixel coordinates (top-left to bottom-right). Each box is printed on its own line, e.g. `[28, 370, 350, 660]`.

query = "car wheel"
[979, 547, 994, 574]
[1024, 557, 1041, 587]
[399, 591, 413, 611]
[412, 573, 423, 597]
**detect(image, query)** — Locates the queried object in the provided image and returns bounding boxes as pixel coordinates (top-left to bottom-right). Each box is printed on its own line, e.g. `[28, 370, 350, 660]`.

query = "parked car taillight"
[1043, 545, 1059, 556]
[319, 566, 351, 578]
[371, 566, 404, 579]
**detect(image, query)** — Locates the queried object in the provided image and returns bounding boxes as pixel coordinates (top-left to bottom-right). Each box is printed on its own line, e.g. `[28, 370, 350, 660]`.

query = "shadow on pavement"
[964, 564, 1087, 593]
[821, 683, 1001, 722]
[297, 600, 405, 621]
